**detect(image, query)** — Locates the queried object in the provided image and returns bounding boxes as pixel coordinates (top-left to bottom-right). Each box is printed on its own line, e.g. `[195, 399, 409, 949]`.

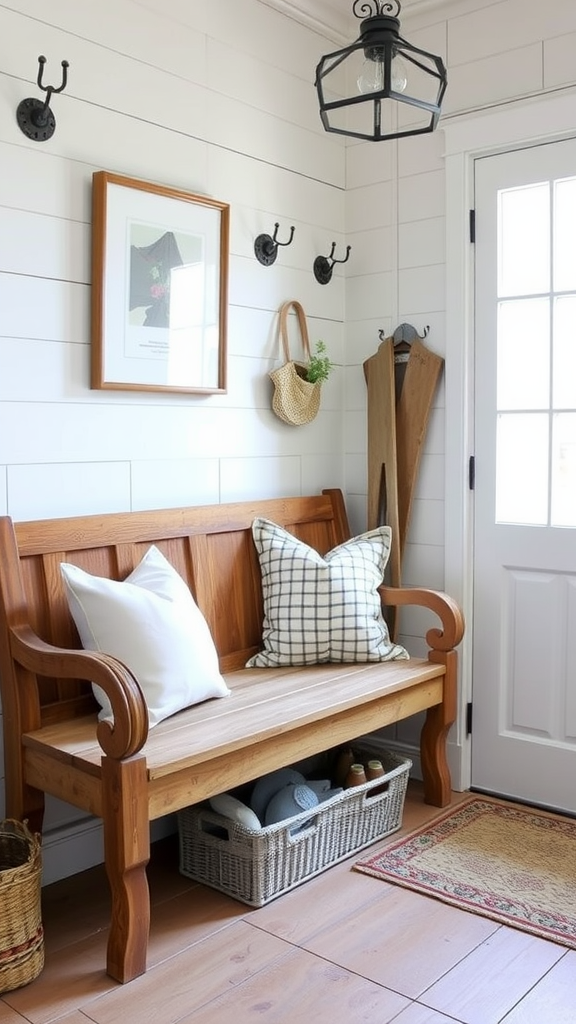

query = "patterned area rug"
[355, 797, 576, 948]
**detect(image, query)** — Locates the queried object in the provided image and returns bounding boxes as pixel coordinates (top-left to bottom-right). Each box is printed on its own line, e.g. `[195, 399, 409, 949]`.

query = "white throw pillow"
[246, 519, 409, 667]
[60, 545, 230, 727]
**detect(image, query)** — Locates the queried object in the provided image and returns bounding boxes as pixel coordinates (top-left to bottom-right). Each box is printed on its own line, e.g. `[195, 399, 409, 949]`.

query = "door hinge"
[469, 455, 475, 490]
[466, 701, 473, 736]
[469, 209, 476, 243]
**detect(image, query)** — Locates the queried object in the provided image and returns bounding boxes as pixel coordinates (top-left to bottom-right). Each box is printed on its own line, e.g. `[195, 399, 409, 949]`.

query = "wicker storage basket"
[178, 750, 411, 907]
[0, 819, 44, 993]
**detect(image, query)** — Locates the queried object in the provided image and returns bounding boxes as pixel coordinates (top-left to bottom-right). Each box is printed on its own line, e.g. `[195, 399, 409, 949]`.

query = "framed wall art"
[91, 171, 229, 393]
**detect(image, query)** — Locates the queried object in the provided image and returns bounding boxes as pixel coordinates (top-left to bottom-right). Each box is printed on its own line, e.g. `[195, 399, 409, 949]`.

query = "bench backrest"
[0, 489, 351, 729]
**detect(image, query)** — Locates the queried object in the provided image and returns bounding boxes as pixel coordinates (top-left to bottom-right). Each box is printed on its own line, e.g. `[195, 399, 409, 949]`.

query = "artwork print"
[91, 172, 229, 394]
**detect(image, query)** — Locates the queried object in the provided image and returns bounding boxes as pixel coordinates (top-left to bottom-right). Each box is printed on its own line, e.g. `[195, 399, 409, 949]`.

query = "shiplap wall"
[0, 0, 348, 879]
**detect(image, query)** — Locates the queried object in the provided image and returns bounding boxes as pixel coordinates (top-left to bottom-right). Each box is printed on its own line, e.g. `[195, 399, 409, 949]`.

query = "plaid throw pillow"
[246, 518, 409, 667]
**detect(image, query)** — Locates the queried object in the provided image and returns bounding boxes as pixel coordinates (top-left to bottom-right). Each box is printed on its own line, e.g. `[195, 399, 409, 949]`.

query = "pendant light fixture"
[315, 1, 447, 142]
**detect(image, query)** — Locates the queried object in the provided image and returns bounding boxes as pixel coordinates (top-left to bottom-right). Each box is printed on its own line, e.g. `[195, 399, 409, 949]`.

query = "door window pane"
[553, 295, 576, 409]
[494, 169, 576, 529]
[496, 413, 549, 525]
[551, 413, 576, 527]
[554, 178, 576, 292]
[498, 183, 550, 297]
[497, 298, 550, 410]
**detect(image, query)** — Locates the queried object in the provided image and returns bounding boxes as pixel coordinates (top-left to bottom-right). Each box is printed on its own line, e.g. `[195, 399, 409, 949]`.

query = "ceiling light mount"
[356, 0, 402, 42]
[315, 0, 447, 143]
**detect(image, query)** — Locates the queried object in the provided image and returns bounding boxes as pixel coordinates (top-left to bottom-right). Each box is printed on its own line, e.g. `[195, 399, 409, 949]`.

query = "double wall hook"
[313, 243, 351, 285]
[378, 323, 430, 345]
[254, 222, 295, 266]
[17, 55, 70, 142]
[378, 323, 430, 364]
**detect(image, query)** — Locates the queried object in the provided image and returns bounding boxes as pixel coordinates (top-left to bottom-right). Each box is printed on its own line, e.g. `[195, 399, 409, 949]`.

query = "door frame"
[442, 89, 576, 792]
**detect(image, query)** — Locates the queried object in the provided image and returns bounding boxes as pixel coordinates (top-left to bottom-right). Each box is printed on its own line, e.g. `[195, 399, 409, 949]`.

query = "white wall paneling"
[545, 31, 576, 90]
[7, 463, 131, 522]
[130, 458, 220, 512]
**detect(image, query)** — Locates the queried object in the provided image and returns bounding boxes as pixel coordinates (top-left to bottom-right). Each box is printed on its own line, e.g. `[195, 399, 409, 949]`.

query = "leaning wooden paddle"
[395, 337, 444, 557]
[363, 337, 401, 590]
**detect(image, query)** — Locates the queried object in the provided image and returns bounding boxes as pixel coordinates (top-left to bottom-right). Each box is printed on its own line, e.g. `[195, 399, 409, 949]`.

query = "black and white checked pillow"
[246, 518, 409, 667]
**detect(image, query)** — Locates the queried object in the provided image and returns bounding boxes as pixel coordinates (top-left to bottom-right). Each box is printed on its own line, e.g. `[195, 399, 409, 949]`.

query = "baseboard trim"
[40, 815, 177, 886]
[361, 732, 465, 794]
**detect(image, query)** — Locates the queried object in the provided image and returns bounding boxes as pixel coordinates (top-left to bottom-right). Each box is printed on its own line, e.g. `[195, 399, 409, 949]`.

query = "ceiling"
[259, 0, 447, 43]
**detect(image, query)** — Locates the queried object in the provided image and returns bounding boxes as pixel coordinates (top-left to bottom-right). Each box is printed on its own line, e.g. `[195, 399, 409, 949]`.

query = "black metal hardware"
[313, 243, 351, 285]
[353, 1, 401, 18]
[391, 322, 429, 344]
[469, 455, 476, 491]
[466, 701, 473, 736]
[378, 322, 430, 353]
[254, 222, 295, 266]
[470, 208, 476, 243]
[315, 0, 447, 143]
[17, 55, 70, 142]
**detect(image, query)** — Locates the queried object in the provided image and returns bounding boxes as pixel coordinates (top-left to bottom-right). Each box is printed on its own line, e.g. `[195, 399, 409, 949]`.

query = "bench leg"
[421, 704, 452, 806]
[420, 650, 458, 808]
[101, 755, 150, 983]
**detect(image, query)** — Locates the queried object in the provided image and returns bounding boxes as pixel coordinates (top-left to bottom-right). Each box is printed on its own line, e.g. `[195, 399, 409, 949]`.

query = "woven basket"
[270, 361, 321, 426]
[179, 749, 411, 906]
[269, 300, 322, 426]
[0, 819, 44, 993]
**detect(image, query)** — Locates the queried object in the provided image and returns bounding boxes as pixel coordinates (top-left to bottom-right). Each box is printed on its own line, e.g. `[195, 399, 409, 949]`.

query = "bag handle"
[278, 300, 312, 363]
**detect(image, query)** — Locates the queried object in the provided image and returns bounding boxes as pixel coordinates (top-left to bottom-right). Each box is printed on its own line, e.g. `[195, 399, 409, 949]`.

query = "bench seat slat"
[23, 659, 443, 779]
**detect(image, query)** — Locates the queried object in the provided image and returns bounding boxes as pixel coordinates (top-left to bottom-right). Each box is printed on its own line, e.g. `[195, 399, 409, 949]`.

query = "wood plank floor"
[1, 783, 574, 1024]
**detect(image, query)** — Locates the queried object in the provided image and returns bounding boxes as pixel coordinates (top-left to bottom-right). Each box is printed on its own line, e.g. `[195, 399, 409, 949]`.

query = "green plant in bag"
[305, 341, 334, 384]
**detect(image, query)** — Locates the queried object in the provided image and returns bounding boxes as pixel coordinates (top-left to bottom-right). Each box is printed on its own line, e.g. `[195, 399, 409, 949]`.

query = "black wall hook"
[17, 55, 70, 142]
[313, 243, 351, 285]
[379, 323, 430, 365]
[254, 222, 295, 266]
[378, 323, 430, 345]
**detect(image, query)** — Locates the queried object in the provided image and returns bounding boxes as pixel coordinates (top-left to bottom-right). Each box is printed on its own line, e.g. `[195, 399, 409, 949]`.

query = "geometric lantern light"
[315, 0, 447, 142]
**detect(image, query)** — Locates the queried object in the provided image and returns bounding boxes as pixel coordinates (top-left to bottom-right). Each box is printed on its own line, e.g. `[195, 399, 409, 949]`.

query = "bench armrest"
[9, 624, 149, 758]
[380, 586, 464, 653]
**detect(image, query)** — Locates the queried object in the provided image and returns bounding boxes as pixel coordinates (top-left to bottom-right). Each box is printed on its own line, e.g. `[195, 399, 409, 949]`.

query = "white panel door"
[473, 139, 576, 814]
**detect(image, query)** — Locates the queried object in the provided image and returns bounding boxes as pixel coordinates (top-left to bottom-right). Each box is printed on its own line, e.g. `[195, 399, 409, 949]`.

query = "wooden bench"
[0, 488, 464, 984]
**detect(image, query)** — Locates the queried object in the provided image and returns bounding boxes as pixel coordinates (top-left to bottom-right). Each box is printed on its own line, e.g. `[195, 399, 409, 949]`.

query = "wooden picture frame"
[91, 171, 229, 393]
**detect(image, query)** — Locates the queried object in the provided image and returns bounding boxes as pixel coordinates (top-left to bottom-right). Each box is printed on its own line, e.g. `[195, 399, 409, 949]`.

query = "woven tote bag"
[269, 300, 321, 426]
[0, 819, 44, 993]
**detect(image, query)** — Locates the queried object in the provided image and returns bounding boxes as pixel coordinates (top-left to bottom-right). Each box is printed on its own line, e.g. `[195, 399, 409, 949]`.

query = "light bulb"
[391, 54, 408, 93]
[357, 55, 408, 95]
[357, 58, 384, 94]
